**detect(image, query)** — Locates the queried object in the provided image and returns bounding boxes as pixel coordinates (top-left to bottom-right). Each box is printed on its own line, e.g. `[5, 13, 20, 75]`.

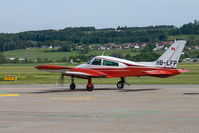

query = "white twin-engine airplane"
[36, 40, 188, 91]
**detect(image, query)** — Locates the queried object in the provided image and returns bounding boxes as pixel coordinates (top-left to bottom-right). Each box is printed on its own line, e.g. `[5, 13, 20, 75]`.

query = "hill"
[0, 20, 199, 53]
[2, 48, 139, 63]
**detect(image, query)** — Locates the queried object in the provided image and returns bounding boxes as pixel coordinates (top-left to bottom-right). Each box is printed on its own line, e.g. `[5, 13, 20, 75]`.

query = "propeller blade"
[58, 73, 65, 85]
[61, 73, 64, 80]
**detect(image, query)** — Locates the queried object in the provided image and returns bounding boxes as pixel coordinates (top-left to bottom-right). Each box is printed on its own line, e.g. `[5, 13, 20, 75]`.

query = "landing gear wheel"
[70, 83, 76, 90]
[117, 81, 124, 89]
[86, 84, 94, 91]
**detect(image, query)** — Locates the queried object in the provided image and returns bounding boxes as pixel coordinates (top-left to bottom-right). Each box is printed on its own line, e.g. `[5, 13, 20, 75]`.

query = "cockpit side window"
[91, 58, 102, 65]
[103, 60, 119, 66]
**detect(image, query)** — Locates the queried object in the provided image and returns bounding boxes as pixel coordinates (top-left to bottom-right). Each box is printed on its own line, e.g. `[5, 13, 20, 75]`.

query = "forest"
[0, 21, 199, 52]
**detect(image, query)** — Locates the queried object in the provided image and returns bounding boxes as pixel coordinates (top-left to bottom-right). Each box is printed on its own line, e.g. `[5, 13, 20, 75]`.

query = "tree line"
[0, 28, 168, 52]
[0, 20, 198, 52]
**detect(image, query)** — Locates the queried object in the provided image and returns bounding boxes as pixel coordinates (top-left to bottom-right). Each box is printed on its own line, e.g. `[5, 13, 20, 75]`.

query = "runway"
[0, 84, 199, 133]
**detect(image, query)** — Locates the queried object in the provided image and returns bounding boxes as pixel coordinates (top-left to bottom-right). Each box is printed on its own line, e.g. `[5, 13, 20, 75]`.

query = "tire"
[86, 84, 94, 91]
[117, 81, 124, 89]
[70, 83, 76, 90]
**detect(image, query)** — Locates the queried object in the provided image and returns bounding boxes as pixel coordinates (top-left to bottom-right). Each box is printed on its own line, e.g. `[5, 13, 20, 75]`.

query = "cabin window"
[91, 58, 102, 65]
[103, 60, 119, 66]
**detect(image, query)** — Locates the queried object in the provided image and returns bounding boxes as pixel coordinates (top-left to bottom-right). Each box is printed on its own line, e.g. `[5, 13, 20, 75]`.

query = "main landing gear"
[117, 77, 128, 89]
[69, 77, 127, 91]
[69, 76, 94, 91]
[86, 78, 94, 91]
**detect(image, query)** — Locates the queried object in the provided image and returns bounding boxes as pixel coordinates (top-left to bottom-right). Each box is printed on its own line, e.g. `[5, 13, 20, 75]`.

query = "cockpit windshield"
[87, 58, 94, 64]
[91, 58, 102, 65]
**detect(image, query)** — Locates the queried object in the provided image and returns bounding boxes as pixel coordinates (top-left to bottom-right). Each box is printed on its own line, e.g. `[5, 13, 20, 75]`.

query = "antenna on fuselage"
[102, 50, 105, 56]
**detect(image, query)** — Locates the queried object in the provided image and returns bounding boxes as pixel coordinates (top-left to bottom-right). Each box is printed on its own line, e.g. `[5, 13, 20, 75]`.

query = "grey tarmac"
[0, 84, 199, 133]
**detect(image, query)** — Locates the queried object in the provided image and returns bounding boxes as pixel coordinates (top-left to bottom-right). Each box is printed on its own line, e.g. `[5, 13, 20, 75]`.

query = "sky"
[0, 0, 199, 33]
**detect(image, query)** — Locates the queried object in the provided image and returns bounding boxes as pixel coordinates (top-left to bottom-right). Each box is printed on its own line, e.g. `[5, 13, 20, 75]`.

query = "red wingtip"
[35, 65, 71, 70]
[35, 65, 42, 70]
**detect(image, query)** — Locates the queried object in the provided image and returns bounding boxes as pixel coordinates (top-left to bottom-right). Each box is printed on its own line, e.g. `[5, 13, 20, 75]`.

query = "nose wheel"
[70, 77, 76, 90]
[70, 83, 76, 90]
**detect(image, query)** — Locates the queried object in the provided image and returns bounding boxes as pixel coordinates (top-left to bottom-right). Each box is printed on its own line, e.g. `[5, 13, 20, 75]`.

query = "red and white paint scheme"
[36, 40, 188, 91]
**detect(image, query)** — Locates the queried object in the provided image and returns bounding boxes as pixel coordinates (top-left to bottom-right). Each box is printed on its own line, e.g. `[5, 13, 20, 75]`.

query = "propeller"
[58, 73, 65, 85]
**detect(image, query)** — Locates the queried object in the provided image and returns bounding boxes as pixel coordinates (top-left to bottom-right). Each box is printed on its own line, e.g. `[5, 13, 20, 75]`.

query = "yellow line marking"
[0, 94, 19, 97]
[50, 95, 186, 101]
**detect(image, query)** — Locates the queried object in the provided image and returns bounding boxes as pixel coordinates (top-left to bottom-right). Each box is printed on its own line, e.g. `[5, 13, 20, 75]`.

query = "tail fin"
[155, 40, 186, 68]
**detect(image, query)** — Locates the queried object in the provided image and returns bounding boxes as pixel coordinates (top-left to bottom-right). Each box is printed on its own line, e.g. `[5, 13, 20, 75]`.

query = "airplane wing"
[35, 65, 71, 73]
[35, 65, 112, 78]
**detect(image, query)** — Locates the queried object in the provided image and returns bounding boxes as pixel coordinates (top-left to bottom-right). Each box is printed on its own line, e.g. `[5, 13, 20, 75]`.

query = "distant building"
[153, 45, 164, 51]
[194, 46, 199, 50]
[115, 45, 122, 49]
[70, 59, 73, 64]
[187, 47, 192, 50]
[123, 43, 132, 49]
[97, 46, 106, 50]
[140, 43, 147, 47]
[134, 45, 140, 49]
[76, 46, 84, 50]
[161, 41, 173, 46]
[193, 58, 199, 62]
[41, 45, 48, 49]
[54, 46, 60, 49]
[8, 57, 15, 61]
[19, 58, 25, 61]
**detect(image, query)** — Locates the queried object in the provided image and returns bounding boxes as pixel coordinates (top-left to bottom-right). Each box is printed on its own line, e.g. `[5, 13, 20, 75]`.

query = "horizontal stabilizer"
[143, 70, 173, 75]
[177, 68, 189, 73]
[143, 68, 188, 78]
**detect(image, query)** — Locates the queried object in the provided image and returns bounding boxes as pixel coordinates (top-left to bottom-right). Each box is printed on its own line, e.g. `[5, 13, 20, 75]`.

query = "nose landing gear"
[70, 77, 76, 90]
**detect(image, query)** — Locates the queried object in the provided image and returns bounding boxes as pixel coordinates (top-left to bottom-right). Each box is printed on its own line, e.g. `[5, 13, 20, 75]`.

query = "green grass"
[2, 48, 79, 61]
[2, 48, 139, 62]
[88, 48, 138, 56]
[0, 63, 199, 84]
[168, 35, 199, 41]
